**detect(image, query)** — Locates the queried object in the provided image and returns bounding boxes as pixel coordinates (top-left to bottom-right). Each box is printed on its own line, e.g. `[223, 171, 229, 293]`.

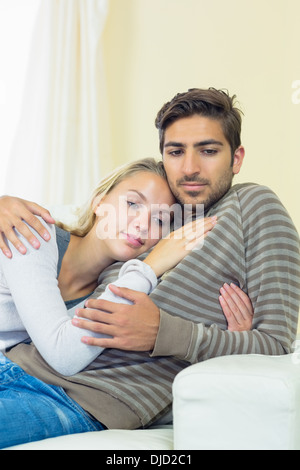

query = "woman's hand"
[144, 216, 217, 277]
[0, 196, 55, 258]
[219, 282, 253, 331]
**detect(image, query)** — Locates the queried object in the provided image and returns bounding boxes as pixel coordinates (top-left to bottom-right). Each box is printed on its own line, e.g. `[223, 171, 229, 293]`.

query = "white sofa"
[7, 344, 300, 450]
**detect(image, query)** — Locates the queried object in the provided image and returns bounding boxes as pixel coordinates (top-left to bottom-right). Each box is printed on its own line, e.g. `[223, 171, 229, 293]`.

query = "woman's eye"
[127, 200, 139, 208]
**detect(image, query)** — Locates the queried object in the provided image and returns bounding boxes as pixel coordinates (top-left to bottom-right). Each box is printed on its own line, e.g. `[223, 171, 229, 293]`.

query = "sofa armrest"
[172, 353, 300, 450]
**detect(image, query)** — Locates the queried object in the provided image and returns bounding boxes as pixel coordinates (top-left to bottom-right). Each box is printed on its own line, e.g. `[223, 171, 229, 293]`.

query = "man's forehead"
[165, 116, 225, 137]
[164, 115, 228, 147]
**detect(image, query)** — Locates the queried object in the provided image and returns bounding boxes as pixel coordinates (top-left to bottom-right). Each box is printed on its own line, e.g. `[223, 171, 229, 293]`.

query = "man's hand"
[72, 285, 160, 351]
[0, 196, 55, 257]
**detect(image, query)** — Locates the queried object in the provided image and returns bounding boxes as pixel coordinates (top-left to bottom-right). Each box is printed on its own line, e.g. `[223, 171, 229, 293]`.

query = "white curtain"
[4, 0, 110, 206]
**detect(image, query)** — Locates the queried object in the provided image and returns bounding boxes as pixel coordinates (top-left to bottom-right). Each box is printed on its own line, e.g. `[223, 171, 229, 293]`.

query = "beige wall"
[102, 0, 300, 330]
[102, 0, 300, 238]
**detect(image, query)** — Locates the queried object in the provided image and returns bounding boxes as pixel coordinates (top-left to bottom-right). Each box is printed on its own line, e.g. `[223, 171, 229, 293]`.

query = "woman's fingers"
[184, 216, 217, 250]
[219, 283, 254, 331]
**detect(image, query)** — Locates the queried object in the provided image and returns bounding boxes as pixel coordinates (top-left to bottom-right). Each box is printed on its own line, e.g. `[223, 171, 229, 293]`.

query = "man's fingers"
[0, 232, 12, 258]
[74, 306, 112, 323]
[81, 336, 114, 347]
[26, 202, 56, 225]
[21, 211, 52, 242]
[84, 287, 142, 310]
[108, 285, 140, 303]
[83, 298, 117, 313]
[12, 218, 43, 249]
[72, 312, 113, 335]
[1, 216, 45, 254]
[0, 225, 28, 255]
[0, 211, 53, 255]
[0, 197, 54, 255]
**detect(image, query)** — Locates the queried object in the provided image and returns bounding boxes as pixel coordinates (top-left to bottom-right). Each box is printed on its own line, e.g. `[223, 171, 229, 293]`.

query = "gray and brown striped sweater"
[7, 183, 300, 429]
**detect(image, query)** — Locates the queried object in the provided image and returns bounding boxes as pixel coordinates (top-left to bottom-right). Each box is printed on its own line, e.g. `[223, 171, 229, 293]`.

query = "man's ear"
[232, 146, 245, 175]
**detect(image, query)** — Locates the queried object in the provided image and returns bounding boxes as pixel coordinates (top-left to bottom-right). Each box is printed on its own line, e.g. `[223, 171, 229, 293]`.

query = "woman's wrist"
[143, 254, 162, 278]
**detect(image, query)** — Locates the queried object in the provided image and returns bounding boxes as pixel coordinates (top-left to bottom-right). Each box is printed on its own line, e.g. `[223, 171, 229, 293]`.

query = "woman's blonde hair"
[56, 158, 167, 237]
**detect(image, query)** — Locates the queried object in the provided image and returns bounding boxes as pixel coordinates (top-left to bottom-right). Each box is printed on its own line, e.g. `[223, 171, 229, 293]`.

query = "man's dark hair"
[155, 88, 243, 161]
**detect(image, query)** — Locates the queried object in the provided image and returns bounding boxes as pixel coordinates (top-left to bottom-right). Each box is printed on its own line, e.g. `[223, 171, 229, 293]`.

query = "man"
[0, 88, 300, 433]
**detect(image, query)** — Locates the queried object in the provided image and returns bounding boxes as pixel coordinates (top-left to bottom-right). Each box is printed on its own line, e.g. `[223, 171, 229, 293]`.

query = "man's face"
[162, 115, 244, 211]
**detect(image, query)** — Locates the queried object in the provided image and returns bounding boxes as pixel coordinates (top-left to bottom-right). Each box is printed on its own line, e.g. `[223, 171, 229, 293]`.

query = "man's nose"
[182, 151, 201, 176]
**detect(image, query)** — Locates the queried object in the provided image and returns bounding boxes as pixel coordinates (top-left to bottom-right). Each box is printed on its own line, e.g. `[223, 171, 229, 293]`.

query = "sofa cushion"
[173, 353, 300, 450]
[6, 425, 173, 450]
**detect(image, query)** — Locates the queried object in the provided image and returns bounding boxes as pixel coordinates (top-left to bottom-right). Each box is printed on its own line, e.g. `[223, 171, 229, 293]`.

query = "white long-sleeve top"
[0, 219, 157, 375]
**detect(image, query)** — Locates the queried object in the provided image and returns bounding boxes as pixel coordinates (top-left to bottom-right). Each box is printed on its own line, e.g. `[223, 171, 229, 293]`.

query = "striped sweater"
[6, 183, 300, 429]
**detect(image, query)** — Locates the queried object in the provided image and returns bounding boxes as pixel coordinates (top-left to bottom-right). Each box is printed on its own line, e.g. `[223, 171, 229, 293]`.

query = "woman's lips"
[125, 234, 144, 247]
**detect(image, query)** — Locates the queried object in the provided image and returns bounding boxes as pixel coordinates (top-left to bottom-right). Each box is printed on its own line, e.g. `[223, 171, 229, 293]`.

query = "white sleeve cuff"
[118, 259, 157, 293]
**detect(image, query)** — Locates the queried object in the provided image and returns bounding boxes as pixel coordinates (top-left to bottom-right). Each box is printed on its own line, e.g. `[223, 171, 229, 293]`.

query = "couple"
[0, 88, 299, 448]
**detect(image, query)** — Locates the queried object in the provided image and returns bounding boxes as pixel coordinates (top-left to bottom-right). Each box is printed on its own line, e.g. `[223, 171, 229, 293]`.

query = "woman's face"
[94, 171, 175, 261]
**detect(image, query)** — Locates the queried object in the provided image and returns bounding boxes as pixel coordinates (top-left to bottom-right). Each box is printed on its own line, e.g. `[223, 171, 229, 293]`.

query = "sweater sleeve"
[0, 220, 157, 376]
[151, 185, 300, 362]
[98, 259, 157, 303]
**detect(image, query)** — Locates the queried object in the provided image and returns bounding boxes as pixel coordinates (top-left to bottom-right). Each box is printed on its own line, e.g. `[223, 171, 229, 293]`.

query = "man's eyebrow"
[194, 139, 223, 147]
[164, 141, 186, 148]
[164, 139, 224, 148]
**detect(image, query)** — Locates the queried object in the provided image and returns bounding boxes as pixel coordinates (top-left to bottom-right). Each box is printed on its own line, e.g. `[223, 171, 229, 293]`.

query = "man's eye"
[152, 217, 163, 226]
[202, 149, 218, 156]
[168, 149, 183, 157]
[152, 212, 171, 228]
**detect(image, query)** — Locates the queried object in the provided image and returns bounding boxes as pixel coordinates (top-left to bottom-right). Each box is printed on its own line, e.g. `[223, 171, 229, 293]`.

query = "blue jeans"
[0, 353, 104, 449]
